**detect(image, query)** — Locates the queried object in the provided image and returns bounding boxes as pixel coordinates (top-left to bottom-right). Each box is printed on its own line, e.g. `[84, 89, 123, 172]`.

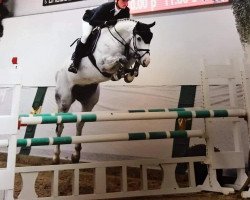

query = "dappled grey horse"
[54, 19, 155, 163]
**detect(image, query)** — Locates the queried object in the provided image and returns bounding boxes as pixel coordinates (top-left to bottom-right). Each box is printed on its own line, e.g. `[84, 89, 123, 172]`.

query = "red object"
[12, 57, 18, 65]
[18, 121, 27, 129]
[129, 0, 230, 14]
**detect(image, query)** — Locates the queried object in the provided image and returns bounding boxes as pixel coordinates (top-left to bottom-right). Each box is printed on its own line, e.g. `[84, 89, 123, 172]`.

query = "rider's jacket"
[83, 2, 130, 27]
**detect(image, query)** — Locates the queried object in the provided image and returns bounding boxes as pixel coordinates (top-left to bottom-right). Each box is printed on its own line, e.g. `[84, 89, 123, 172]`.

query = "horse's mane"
[112, 19, 138, 32]
[117, 18, 138, 23]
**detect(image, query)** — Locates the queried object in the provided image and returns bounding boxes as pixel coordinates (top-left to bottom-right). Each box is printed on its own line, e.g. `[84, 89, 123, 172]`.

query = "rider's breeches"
[81, 21, 93, 43]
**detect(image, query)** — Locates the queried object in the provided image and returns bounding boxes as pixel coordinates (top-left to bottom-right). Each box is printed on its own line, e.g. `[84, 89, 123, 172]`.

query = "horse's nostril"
[142, 60, 149, 67]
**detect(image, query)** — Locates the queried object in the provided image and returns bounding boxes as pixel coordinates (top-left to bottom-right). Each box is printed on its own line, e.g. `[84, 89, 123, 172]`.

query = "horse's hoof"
[52, 156, 60, 165]
[124, 73, 134, 83]
[71, 154, 80, 163]
[111, 74, 121, 81]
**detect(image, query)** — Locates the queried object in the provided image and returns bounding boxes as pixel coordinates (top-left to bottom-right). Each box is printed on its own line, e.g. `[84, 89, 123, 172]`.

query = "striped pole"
[0, 130, 203, 148]
[19, 109, 247, 126]
[18, 107, 201, 118]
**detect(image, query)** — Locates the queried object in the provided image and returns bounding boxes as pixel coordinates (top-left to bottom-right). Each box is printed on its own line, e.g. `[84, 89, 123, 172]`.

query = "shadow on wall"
[0, 0, 12, 37]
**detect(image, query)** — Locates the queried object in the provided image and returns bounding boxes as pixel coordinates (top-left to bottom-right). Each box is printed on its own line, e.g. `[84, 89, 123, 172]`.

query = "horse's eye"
[137, 37, 142, 42]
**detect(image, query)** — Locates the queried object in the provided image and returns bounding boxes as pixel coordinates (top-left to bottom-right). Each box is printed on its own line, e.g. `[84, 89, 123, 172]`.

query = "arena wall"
[0, 3, 244, 86]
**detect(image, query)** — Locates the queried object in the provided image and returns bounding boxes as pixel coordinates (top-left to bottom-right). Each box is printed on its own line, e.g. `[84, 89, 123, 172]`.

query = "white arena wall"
[11, 0, 106, 16]
[0, 1, 249, 161]
[0, 3, 244, 86]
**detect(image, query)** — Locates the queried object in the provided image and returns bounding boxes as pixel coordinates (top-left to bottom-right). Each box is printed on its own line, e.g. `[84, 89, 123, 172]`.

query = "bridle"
[108, 25, 150, 65]
[132, 31, 150, 60]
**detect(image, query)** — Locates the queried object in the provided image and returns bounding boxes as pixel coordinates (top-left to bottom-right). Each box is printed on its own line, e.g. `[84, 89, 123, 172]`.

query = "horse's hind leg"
[54, 122, 64, 164]
[71, 84, 100, 163]
[54, 87, 74, 164]
[71, 120, 84, 163]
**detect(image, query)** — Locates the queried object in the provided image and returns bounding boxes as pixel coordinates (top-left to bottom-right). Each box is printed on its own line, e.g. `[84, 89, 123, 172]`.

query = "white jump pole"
[19, 109, 247, 126]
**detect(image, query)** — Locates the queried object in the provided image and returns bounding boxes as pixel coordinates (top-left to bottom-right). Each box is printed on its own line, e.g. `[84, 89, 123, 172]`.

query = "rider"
[68, 0, 130, 74]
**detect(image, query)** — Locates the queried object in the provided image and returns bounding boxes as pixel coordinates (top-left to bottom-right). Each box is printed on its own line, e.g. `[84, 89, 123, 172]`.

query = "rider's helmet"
[115, 0, 130, 9]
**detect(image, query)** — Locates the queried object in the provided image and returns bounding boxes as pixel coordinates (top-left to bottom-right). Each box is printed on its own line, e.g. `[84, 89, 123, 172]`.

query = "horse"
[54, 19, 155, 164]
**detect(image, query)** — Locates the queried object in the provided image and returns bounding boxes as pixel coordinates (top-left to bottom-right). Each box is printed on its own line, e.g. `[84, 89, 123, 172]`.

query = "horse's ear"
[147, 22, 156, 28]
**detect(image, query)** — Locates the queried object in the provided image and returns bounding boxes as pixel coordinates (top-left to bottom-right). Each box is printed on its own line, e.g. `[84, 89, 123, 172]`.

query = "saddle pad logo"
[43, 0, 84, 6]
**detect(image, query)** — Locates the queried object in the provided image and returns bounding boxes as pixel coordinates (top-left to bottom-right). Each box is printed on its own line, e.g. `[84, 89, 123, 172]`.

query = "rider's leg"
[68, 22, 93, 73]
[68, 40, 87, 73]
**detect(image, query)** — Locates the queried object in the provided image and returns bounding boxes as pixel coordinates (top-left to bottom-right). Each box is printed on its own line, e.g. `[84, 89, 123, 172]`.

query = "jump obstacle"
[0, 130, 204, 148]
[18, 108, 247, 125]
[1, 61, 250, 199]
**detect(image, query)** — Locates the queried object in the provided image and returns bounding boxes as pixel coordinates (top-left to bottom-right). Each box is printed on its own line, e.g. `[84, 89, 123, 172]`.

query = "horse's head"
[131, 21, 155, 67]
[105, 19, 155, 82]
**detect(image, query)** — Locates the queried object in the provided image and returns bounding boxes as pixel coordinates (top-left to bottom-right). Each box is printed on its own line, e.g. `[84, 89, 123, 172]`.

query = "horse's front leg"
[53, 123, 64, 164]
[71, 121, 85, 163]
[101, 55, 128, 75]
[124, 61, 141, 83]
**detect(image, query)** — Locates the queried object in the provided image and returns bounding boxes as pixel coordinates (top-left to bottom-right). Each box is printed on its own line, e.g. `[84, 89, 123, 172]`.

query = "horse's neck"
[113, 21, 135, 42]
[93, 21, 136, 61]
[115, 21, 135, 34]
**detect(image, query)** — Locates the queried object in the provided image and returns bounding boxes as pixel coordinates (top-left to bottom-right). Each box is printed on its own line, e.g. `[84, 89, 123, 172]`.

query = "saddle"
[71, 27, 110, 77]
[85, 27, 112, 77]
[70, 27, 101, 61]
[85, 27, 102, 56]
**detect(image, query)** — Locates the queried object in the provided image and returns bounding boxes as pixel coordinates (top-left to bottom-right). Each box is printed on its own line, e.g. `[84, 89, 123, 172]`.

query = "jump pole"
[0, 130, 203, 148]
[18, 107, 202, 118]
[19, 109, 247, 126]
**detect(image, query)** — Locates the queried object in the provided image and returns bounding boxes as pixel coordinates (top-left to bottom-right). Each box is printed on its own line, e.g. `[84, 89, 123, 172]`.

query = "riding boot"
[68, 40, 87, 74]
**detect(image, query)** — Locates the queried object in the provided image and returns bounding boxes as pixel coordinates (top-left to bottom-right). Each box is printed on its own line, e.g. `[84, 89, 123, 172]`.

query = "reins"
[107, 26, 131, 59]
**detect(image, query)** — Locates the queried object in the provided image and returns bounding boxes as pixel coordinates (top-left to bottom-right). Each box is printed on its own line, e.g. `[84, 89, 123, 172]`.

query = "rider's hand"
[104, 20, 117, 26]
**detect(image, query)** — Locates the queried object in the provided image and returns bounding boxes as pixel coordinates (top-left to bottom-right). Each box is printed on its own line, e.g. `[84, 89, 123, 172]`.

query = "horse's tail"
[55, 69, 70, 86]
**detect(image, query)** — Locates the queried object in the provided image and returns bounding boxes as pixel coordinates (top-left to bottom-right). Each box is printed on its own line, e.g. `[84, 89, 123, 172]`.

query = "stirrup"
[68, 64, 78, 74]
